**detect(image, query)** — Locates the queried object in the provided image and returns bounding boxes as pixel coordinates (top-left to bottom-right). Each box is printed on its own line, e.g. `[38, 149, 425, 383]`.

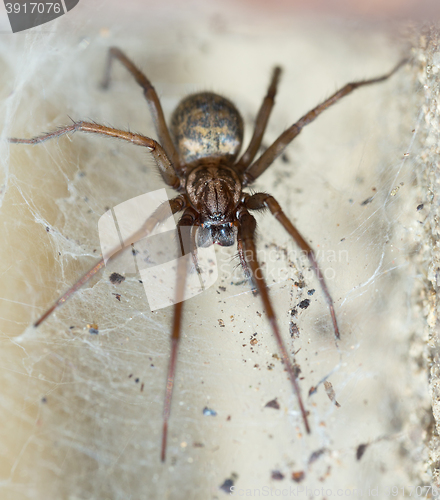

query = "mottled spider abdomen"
[171, 92, 243, 165]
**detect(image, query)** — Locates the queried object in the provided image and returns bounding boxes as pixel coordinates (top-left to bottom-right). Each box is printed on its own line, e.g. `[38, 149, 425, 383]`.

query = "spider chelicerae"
[10, 48, 406, 461]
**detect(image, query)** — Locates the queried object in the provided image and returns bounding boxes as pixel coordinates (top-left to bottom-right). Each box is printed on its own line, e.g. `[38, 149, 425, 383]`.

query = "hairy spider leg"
[244, 192, 340, 339]
[33, 195, 187, 327]
[235, 66, 282, 171]
[237, 206, 311, 434]
[161, 207, 199, 462]
[9, 121, 180, 188]
[243, 58, 407, 184]
[101, 47, 181, 172]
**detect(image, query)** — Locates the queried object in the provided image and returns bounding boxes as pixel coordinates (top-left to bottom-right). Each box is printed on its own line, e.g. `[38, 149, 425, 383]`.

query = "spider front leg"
[237, 206, 310, 434]
[101, 47, 180, 171]
[161, 207, 199, 462]
[34, 195, 188, 327]
[9, 121, 180, 188]
[244, 192, 340, 340]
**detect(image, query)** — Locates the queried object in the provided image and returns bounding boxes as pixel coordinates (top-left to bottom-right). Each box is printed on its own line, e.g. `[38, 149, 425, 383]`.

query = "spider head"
[197, 222, 235, 247]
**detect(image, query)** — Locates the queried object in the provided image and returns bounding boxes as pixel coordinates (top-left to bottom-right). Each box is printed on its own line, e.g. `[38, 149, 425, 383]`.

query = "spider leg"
[9, 121, 180, 189]
[236, 228, 251, 280]
[101, 47, 180, 171]
[244, 192, 340, 340]
[34, 195, 188, 327]
[235, 66, 282, 172]
[237, 206, 310, 434]
[243, 59, 407, 185]
[190, 224, 202, 275]
[161, 207, 198, 462]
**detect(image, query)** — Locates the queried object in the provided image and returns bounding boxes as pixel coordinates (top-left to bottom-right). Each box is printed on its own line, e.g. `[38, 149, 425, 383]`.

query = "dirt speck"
[265, 398, 280, 410]
[109, 272, 125, 284]
[291, 471, 305, 483]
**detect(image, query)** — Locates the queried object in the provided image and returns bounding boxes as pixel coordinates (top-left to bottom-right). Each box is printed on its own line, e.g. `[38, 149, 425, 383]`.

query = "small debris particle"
[226, 415, 231, 421]
[250, 338, 258, 346]
[265, 398, 280, 410]
[356, 443, 369, 460]
[390, 185, 401, 196]
[193, 442, 204, 448]
[272, 353, 280, 360]
[309, 448, 326, 465]
[308, 386, 317, 396]
[256, 311, 262, 317]
[69, 326, 75, 329]
[360, 196, 374, 206]
[135, 378, 139, 383]
[218, 319, 225, 327]
[307, 289, 315, 296]
[290, 322, 300, 338]
[267, 363, 275, 371]
[417, 203, 424, 211]
[109, 272, 125, 284]
[140, 383, 144, 392]
[254, 363, 259, 368]
[45, 226, 50, 232]
[403, 152, 409, 157]
[271, 470, 285, 481]
[281, 152, 290, 163]
[41, 397, 47, 404]
[298, 299, 310, 310]
[219, 474, 238, 494]
[203, 407, 217, 416]
[113, 293, 121, 301]
[218, 286, 226, 292]
[294, 280, 306, 288]
[291, 471, 305, 483]
[87, 323, 99, 335]
[324, 380, 341, 407]
[128, 374, 133, 378]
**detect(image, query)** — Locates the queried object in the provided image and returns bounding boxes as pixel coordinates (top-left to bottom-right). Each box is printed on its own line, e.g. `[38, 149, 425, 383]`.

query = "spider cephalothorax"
[173, 93, 244, 247]
[10, 46, 406, 461]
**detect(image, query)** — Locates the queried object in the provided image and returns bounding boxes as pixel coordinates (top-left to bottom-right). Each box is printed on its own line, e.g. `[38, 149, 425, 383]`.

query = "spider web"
[0, 2, 429, 498]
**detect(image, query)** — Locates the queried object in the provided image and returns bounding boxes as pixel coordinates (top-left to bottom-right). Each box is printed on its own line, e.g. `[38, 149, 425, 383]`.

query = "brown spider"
[9, 48, 406, 461]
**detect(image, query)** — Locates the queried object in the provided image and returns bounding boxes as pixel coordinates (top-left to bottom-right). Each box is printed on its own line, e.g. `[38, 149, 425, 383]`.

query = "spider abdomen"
[171, 92, 243, 165]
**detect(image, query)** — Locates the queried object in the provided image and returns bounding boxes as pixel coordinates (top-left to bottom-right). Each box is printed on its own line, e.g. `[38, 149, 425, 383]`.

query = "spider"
[9, 48, 406, 461]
